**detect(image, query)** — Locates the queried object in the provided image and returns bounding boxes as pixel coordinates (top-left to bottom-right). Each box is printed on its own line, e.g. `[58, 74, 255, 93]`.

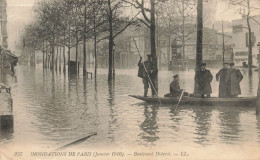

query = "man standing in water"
[216, 62, 230, 98]
[226, 62, 243, 97]
[195, 63, 213, 98]
[138, 54, 156, 97]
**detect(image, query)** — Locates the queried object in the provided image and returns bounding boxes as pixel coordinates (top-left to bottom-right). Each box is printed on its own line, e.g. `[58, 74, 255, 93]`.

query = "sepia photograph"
[1, 0, 260, 159]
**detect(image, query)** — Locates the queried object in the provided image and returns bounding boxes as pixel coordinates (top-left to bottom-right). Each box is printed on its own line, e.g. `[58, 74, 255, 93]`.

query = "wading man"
[195, 63, 213, 98]
[138, 54, 156, 97]
[216, 62, 230, 98]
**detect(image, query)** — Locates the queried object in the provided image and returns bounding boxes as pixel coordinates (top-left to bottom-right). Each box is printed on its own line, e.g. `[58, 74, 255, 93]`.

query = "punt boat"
[129, 95, 257, 106]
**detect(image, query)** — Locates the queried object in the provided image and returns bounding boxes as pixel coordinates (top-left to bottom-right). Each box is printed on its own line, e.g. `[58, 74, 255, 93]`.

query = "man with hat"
[195, 63, 213, 98]
[138, 54, 156, 97]
[164, 74, 188, 97]
[226, 62, 243, 97]
[216, 62, 230, 98]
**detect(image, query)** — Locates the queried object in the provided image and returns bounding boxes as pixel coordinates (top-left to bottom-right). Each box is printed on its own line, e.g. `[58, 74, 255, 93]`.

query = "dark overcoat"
[138, 60, 153, 79]
[170, 80, 182, 96]
[228, 68, 243, 96]
[216, 68, 229, 98]
[195, 69, 213, 94]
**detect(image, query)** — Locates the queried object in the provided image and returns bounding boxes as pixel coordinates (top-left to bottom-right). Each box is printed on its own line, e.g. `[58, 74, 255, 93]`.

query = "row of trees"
[23, 0, 140, 81]
[21, 0, 258, 81]
[22, 0, 201, 81]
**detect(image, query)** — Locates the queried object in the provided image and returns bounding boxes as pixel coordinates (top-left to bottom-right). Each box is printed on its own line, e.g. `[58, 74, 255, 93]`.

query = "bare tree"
[104, 0, 139, 81]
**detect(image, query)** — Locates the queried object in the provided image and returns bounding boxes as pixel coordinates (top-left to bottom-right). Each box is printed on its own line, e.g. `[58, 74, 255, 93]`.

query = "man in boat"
[195, 63, 213, 98]
[138, 54, 156, 97]
[226, 62, 243, 97]
[216, 62, 230, 98]
[164, 74, 188, 97]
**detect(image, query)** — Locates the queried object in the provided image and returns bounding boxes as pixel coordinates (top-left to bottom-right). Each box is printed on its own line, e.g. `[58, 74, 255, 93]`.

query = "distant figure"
[138, 54, 156, 97]
[226, 62, 243, 97]
[195, 63, 213, 98]
[216, 62, 230, 98]
[242, 62, 248, 68]
[164, 74, 188, 97]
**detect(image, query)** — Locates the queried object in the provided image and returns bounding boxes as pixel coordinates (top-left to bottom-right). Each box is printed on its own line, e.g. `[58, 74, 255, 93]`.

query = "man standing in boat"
[195, 63, 213, 98]
[226, 62, 243, 97]
[216, 62, 230, 98]
[164, 74, 188, 97]
[138, 54, 156, 97]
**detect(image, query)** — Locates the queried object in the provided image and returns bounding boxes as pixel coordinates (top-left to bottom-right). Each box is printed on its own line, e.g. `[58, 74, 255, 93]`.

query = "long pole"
[133, 39, 161, 104]
[175, 89, 185, 111]
[222, 20, 225, 63]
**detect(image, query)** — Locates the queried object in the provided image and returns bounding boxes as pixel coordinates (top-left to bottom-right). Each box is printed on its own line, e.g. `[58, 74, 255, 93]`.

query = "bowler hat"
[229, 62, 235, 66]
[173, 74, 179, 78]
[147, 54, 152, 58]
[200, 63, 206, 66]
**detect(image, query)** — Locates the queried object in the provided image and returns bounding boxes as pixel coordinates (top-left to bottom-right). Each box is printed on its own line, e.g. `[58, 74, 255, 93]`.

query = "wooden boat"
[129, 95, 257, 106]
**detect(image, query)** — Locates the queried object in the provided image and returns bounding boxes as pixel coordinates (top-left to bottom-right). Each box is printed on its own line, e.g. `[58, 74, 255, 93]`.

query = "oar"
[133, 38, 161, 104]
[55, 133, 97, 150]
[175, 89, 185, 111]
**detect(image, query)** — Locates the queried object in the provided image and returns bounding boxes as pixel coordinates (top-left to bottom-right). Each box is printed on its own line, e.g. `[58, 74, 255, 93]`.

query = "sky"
[5, 0, 260, 53]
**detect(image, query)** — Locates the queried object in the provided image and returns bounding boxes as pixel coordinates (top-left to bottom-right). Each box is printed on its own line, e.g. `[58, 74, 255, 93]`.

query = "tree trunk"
[56, 46, 58, 72]
[76, 37, 79, 74]
[247, 0, 252, 70]
[94, 14, 97, 78]
[108, 0, 113, 81]
[83, 0, 87, 76]
[68, 46, 71, 74]
[150, 0, 158, 94]
[150, 0, 156, 58]
[68, 25, 71, 73]
[51, 33, 55, 72]
[63, 46, 66, 74]
[256, 55, 260, 114]
[196, 0, 203, 69]
[194, 0, 203, 94]
[59, 46, 62, 73]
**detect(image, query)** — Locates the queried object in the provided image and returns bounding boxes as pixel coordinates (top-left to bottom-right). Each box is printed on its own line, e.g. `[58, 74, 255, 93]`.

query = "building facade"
[232, 15, 260, 66]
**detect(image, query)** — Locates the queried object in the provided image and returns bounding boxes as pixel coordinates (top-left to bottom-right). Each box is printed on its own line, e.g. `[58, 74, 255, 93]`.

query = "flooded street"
[1, 65, 260, 158]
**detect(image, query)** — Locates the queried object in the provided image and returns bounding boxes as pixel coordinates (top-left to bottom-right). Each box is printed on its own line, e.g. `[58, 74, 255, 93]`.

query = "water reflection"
[219, 107, 241, 143]
[1, 65, 260, 149]
[139, 104, 159, 143]
[248, 73, 253, 95]
[0, 115, 14, 142]
[193, 106, 212, 145]
[108, 80, 117, 142]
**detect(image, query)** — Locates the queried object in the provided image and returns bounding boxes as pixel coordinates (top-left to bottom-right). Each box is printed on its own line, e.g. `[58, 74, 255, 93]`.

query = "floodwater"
[1, 65, 260, 159]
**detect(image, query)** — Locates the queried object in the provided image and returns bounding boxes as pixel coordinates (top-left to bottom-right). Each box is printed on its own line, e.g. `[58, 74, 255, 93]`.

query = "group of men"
[168, 62, 243, 98]
[138, 54, 243, 98]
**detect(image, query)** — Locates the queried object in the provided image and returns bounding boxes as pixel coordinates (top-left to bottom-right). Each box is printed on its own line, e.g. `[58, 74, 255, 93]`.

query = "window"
[232, 25, 243, 33]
